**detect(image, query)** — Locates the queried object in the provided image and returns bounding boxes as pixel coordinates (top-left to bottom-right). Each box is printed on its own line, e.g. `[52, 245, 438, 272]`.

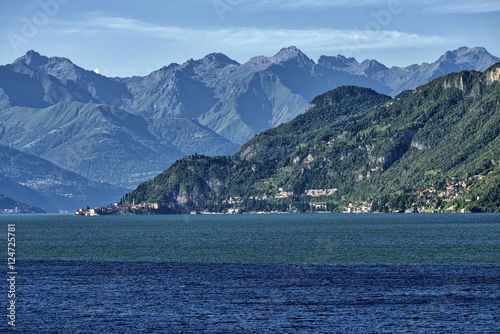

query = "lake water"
[1, 213, 500, 333]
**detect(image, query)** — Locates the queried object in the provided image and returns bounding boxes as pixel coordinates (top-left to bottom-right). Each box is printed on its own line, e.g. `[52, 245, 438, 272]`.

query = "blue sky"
[1, 0, 499, 77]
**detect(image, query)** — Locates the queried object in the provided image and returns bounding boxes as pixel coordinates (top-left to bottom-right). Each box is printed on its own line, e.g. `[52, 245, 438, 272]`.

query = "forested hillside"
[122, 63, 500, 213]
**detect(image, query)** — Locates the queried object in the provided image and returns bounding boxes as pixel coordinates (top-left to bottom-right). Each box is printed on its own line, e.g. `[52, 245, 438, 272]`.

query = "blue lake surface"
[1, 213, 500, 333]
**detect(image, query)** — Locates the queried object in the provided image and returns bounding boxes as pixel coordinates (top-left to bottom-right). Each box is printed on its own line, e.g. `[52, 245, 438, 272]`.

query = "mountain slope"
[122, 63, 500, 213]
[236, 86, 392, 161]
[0, 173, 56, 212]
[0, 61, 96, 109]
[0, 144, 127, 212]
[0, 194, 46, 214]
[0, 102, 238, 187]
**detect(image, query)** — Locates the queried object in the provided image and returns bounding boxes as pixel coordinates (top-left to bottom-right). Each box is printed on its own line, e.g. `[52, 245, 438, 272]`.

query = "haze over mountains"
[0, 144, 127, 212]
[0, 46, 499, 211]
[0, 102, 237, 188]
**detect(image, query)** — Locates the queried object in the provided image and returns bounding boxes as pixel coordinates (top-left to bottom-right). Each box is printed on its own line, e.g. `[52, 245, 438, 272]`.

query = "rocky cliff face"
[485, 63, 500, 85]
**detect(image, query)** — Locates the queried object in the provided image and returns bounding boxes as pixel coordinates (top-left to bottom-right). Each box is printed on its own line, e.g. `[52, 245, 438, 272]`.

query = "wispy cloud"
[261, 0, 500, 13]
[73, 15, 446, 56]
[269, 0, 500, 13]
[423, 0, 500, 13]
[233, 0, 400, 9]
[90, 16, 187, 36]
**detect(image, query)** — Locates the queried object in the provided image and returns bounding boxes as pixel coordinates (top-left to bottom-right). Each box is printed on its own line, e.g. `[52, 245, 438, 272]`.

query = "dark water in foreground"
[1, 213, 500, 333]
[15, 261, 500, 333]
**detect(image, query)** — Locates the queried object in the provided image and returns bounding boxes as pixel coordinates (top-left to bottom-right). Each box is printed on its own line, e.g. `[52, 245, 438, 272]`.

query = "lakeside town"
[75, 172, 490, 216]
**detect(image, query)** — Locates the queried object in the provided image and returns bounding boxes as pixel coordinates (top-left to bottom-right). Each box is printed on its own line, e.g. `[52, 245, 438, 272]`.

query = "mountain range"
[3, 46, 498, 145]
[124, 63, 500, 213]
[0, 46, 499, 211]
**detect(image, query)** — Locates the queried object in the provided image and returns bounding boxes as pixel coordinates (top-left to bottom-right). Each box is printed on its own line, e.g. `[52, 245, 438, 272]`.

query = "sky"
[1, 0, 499, 77]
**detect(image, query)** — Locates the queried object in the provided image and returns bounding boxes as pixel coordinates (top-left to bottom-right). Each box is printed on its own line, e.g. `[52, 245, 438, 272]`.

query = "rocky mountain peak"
[201, 53, 240, 67]
[317, 55, 359, 69]
[360, 59, 388, 72]
[271, 46, 312, 64]
[484, 62, 500, 85]
[317, 55, 388, 76]
[15, 50, 49, 68]
[16, 50, 74, 68]
[277, 45, 300, 54]
[14, 49, 77, 80]
[437, 46, 500, 71]
[241, 46, 314, 72]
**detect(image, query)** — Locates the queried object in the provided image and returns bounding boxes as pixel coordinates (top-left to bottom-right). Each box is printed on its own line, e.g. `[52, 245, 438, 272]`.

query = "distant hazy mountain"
[0, 144, 127, 212]
[0, 193, 45, 214]
[0, 173, 55, 212]
[11, 49, 131, 106]
[5, 47, 498, 146]
[319, 46, 500, 94]
[0, 102, 238, 188]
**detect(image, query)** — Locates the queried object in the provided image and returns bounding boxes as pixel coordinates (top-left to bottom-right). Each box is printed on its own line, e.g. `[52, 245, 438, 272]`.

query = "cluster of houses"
[342, 174, 491, 214]
[346, 202, 372, 214]
[415, 175, 487, 201]
[411, 178, 469, 199]
[225, 188, 338, 202]
[75, 201, 164, 216]
[2, 208, 19, 214]
[412, 175, 487, 212]
[305, 188, 338, 197]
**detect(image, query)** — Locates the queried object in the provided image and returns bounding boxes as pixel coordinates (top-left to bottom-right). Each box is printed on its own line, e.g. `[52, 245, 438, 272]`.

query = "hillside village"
[367, 173, 494, 214]
[75, 201, 167, 216]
